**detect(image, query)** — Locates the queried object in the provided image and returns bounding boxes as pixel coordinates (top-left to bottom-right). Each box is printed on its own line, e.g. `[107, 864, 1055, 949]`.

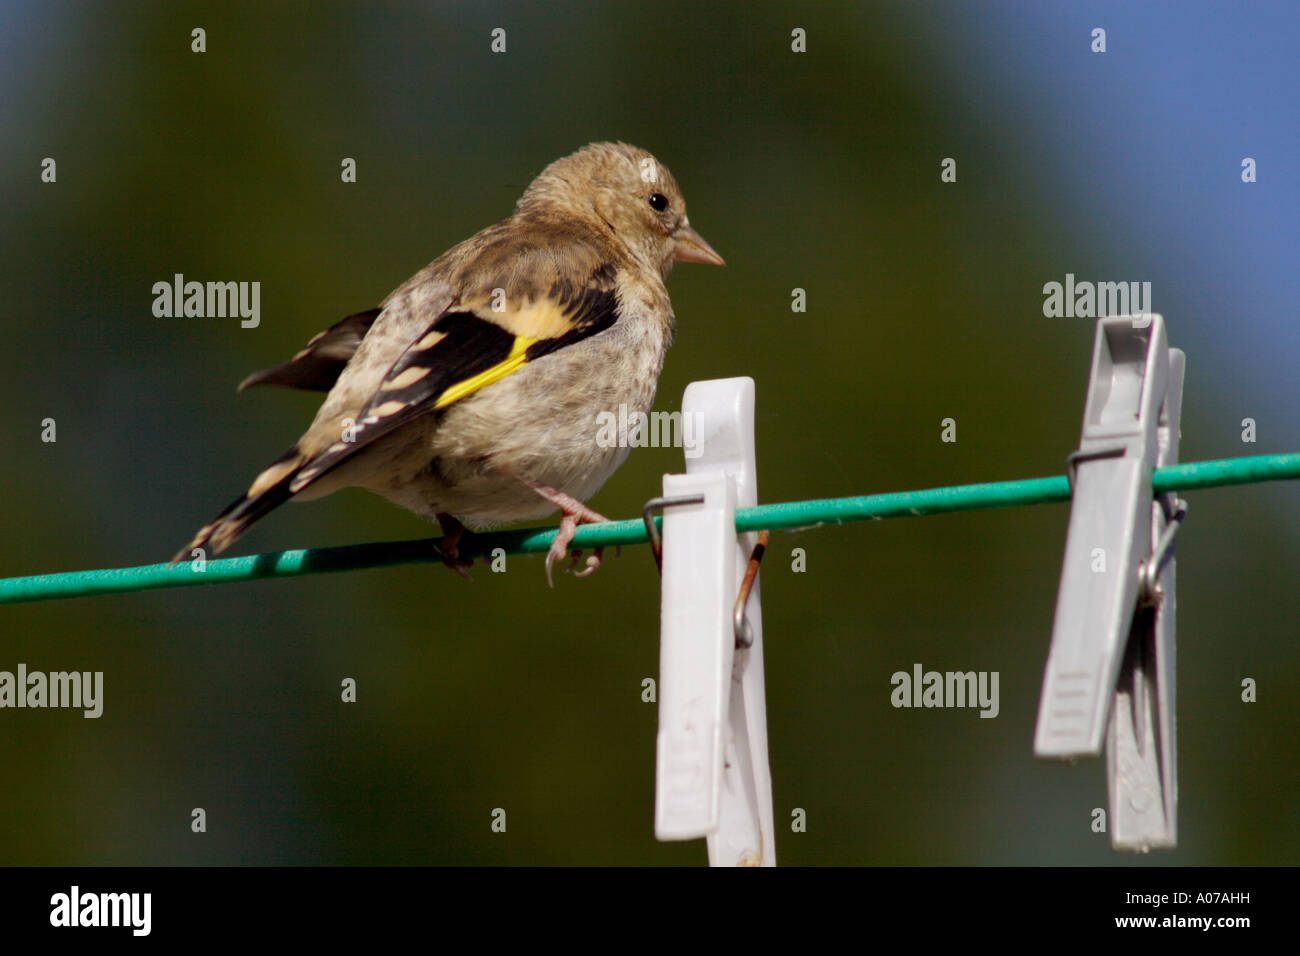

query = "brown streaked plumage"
[174, 142, 723, 582]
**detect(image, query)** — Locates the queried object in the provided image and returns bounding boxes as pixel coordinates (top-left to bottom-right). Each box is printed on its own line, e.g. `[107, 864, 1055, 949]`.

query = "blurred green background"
[2, 1, 1296, 864]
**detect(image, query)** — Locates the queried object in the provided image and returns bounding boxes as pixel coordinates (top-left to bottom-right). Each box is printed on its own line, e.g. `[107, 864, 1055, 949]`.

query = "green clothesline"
[1, 452, 1296, 606]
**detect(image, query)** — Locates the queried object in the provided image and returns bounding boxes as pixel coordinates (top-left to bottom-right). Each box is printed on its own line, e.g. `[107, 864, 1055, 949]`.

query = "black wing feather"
[238, 308, 381, 392]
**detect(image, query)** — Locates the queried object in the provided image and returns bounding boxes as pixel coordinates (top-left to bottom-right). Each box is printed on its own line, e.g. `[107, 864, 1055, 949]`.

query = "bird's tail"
[170, 446, 310, 566]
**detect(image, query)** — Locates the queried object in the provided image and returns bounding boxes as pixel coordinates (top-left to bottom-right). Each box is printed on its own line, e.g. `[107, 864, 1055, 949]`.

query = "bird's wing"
[237, 308, 381, 392]
[287, 263, 620, 494]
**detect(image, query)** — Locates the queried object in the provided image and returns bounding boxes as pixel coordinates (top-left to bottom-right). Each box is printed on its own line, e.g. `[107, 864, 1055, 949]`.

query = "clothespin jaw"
[1035, 314, 1184, 850]
[653, 377, 776, 866]
[1107, 348, 1184, 850]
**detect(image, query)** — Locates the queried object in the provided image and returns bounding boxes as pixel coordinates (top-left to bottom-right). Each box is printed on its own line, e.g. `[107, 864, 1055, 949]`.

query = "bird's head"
[517, 141, 724, 279]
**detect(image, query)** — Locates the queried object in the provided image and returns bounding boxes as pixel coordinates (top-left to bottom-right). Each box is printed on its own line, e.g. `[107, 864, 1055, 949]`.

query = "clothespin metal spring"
[645, 494, 770, 651]
[1139, 496, 1186, 605]
[643, 494, 705, 572]
[733, 530, 770, 649]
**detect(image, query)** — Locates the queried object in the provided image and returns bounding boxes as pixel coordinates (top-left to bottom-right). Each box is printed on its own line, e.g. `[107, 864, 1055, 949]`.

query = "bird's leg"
[518, 479, 611, 585]
[436, 512, 473, 580]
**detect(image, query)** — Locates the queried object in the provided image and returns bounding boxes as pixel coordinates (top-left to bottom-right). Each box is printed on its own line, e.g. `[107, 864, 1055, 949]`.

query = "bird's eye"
[647, 192, 669, 211]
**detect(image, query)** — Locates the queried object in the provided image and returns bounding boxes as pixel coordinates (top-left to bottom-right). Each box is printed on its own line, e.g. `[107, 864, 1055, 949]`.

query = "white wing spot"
[384, 365, 431, 390]
[290, 468, 321, 493]
[247, 458, 301, 497]
[415, 329, 447, 351]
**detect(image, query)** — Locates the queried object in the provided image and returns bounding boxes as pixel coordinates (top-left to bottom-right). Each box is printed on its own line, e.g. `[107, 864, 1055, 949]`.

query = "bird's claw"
[572, 548, 604, 578]
[441, 552, 474, 581]
[544, 514, 578, 587]
[437, 513, 473, 581]
[542, 512, 612, 586]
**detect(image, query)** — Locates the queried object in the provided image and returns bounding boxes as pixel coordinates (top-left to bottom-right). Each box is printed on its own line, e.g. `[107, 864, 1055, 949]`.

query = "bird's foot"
[519, 481, 611, 586]
[436, 513, 474, 581]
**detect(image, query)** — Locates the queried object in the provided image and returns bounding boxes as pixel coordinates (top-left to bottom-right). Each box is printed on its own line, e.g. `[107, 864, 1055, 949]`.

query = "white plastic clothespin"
[1035, 314, 1185, 851]
[650, 377, 776, 866]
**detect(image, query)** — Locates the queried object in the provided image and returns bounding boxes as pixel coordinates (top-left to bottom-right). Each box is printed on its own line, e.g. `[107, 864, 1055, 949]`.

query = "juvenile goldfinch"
[174, 141, 723, 583]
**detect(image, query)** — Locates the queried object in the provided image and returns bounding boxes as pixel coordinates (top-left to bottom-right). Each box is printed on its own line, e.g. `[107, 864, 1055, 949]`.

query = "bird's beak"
[672, 221, 725, 266]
